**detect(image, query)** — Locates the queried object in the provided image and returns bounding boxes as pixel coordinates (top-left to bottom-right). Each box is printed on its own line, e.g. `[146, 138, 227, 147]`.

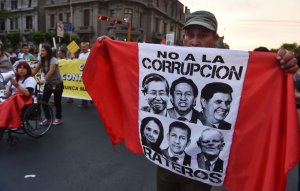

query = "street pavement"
[0, 99, 298, 191]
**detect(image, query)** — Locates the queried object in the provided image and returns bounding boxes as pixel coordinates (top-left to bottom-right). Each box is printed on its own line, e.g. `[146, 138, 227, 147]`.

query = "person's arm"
[32, 64, 41, 76]
[276, 49, 298, 73]
[4, 84, 11, 97]
[9, 78, 31, 96]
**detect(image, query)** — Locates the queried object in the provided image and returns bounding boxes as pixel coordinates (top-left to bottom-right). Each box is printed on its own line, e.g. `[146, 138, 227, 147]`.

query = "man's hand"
[39, 79, 46, 84]
[97, 35, 111, 42]
[276, 49, 298, 73]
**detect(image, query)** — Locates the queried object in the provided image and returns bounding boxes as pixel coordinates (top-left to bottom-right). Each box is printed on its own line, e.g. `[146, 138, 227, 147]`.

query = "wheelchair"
[0, 83, 54, 146]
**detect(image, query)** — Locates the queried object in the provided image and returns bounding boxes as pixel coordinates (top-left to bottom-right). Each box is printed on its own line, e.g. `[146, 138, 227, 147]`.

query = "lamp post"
[124, 17, 131, 42]
[69, 0, 73, 42]
[127, 21, 131, 42]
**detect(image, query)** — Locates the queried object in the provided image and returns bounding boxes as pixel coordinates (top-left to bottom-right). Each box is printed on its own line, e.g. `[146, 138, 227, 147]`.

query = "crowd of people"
[0, 41, 92, 126]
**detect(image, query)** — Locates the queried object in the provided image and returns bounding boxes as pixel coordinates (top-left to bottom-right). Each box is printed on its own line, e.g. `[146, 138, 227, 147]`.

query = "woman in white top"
[5, 61, 37, 97]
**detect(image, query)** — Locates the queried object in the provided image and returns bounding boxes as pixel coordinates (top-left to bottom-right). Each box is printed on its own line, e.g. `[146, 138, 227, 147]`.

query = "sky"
[179, 0, 300, 51]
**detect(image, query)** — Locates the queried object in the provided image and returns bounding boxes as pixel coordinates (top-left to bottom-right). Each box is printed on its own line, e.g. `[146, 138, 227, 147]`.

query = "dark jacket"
[196, 153, 224, 173]
[161, 148, 191, 166]
[199, 111, 231, 130]
[167, 107, 199, 124]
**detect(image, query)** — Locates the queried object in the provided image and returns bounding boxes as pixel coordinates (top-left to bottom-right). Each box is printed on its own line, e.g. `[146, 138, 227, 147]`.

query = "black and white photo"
[167, 77, 199, 123]
[199, 82, 233, 130]
[140, 117, 164, 154]
[196, 128, 225, 173]
[141, 73, 169, 116]
[162, 121, 191, 166]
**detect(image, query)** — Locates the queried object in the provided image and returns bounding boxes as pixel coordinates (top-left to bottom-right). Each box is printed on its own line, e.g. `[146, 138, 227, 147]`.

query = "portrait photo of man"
[141, 73, 169, 116]
[199, 82, 233, 130]
[162, 121, 192, 166]
[196, 128, 225, 173]
[167, 77, 199, 123]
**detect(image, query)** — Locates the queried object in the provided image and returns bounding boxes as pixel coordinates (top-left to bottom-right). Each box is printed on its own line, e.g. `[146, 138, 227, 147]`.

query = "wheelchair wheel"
[22, 102, 54, 138]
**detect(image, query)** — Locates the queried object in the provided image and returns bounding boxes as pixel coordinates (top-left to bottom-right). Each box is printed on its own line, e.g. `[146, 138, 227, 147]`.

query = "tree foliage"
[0, 9, 12, 22]
[29, 32, 45, 45]
[281, 43, 300, 56]
[4, 32, 21, 49]
[270, 43, 300, 56]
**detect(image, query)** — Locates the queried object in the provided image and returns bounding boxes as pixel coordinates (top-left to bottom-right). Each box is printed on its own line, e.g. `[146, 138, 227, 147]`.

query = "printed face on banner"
[144, 120, 161, 144]
[168, 127, 191, 155]
[171, 83, 196, 115]
[138, 43, 249, 186]
[146, 81, 169, 114]
[198, 129, 225, 157]
[201, 93, 232, 124]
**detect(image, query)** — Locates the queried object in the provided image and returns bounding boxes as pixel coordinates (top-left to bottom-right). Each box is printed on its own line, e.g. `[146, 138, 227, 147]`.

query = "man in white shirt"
[78, 42, 90, 60]
[78, 42, 90, 108]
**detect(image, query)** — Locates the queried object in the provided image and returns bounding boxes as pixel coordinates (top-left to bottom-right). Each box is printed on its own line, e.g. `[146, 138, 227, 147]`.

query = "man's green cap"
[184, 11, 218, 32]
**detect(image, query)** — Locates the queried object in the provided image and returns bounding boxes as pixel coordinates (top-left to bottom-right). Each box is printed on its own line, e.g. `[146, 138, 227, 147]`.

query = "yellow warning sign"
[67, 40, 80, 54]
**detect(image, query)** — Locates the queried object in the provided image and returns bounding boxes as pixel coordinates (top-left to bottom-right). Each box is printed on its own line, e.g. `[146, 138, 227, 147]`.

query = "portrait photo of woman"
[140, 116, 164, 154]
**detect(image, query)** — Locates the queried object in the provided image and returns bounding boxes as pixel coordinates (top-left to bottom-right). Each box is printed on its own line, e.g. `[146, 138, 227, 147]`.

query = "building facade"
[1, 0, 188, 46]
[0, 0, 46, 39]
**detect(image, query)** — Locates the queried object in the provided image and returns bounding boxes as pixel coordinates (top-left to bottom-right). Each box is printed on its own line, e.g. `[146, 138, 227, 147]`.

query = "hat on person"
[183, 11, 218, 32]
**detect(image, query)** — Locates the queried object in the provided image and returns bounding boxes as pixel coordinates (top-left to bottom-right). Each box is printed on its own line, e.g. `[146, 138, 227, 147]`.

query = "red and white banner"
[83, 40, 300, 191]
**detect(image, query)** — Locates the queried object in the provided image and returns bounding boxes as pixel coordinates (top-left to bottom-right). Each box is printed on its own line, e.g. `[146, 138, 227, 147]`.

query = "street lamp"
[124, 18, 131, 42]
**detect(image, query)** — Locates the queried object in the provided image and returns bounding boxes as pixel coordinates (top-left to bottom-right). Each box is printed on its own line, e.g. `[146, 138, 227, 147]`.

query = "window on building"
[163, 23, 167, 34]
[139, 13, 142, 27]
[154, 17, 159, 32]
[14, 18, 18, 29]
[26, 16, 33, 29]
[156, 0, 159, 7]
[164, 0, 168, 13]
[124, 8, 133, 22]
[0, 21, 5, 30]
[1, 3, 4, 10]
[11, 0, 18, 10]
[10, 18, 18, 30]
[10, 19, 13, 30]
[83, 9, 90, 26]
[28, 0, 32, 8]
[59, 13, 63, 21]
[50, 14, 55, 28]
[110, 10, 115, 18]
[66, 12, 71, 23]
[170, 26, 174, 32]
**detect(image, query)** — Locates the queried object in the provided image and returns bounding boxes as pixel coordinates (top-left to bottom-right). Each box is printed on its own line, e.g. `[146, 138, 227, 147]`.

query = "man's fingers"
[281, 58, 298, 72]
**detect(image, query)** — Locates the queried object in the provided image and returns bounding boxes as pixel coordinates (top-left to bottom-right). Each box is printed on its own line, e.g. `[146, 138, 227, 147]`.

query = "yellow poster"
[58, 59, 91, 100]
[66, 41, 80, 54]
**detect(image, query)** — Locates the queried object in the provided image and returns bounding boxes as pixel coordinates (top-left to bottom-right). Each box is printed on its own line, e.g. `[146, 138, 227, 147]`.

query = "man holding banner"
[156, 10, 298, 191]
[84, 10, 298, 191]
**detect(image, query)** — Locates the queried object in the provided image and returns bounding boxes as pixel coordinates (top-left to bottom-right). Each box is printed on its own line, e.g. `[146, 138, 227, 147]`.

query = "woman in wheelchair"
[5, 61, 37, 97]
[0, 61, 53, 144]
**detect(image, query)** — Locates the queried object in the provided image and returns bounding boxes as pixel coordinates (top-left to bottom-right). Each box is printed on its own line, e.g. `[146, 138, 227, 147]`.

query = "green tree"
[5, 32, 21, 49]
[280, 43, 300, 56]
[29, 32, 45, 46]
[0, 9, 12, 22]
[270, 43, 300, 56]
[44, 32, 56, 45]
